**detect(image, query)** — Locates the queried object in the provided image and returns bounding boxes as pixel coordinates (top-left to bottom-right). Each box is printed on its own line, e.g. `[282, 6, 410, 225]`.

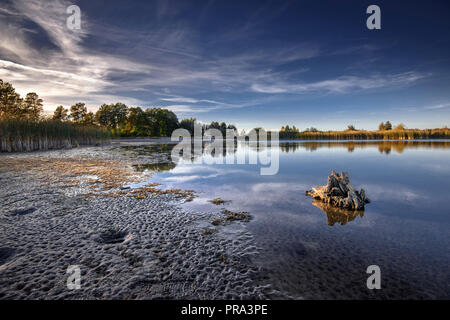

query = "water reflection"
[121, 139, 450, 298]
[280, 140, 450, 154]
[312, 200, 364, 226]
[123, 140, 450, 166]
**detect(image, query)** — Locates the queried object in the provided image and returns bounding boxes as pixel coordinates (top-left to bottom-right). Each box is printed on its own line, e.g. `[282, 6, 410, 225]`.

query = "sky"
[0, 0, 449, 131]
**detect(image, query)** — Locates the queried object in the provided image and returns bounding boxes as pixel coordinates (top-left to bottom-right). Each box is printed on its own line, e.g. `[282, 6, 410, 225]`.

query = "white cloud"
[424, 102, 450, 110]
[364, 183, 427, 202]
[0, 0, 433, 117]
[0, 0, 153, 110]
[160, 97, 200, 103]
[251, 72, 428, 94]
[163, 105, 218, 113]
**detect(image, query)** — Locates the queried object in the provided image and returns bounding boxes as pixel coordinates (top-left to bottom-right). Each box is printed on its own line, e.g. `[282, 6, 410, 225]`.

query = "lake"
[127, 140, 450, 299]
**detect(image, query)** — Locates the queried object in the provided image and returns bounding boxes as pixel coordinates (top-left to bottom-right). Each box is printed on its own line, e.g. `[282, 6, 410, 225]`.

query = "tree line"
[0, 79, 238, 138]
[179, 118, 238, 136]
[52, 103, 181, 137]
[278, 123, 449, 140]
[52, 104, 238, 137]
[0, 79, 43, 121]
[2, 79, 448, 142]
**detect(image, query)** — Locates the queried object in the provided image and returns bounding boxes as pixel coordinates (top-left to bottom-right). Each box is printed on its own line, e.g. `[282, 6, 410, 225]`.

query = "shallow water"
[127, 140, 450, 299]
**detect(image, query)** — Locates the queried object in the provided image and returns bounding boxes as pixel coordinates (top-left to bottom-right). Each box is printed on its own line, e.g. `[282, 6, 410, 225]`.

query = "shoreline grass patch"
[0, 118, 110, 152]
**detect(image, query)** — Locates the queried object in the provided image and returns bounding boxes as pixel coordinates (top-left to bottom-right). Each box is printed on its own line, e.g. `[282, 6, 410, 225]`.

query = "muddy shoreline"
[0, 145, 278, 299]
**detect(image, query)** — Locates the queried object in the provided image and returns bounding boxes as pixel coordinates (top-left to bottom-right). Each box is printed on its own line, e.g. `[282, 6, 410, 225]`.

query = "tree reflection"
[280, 140, 450, 154]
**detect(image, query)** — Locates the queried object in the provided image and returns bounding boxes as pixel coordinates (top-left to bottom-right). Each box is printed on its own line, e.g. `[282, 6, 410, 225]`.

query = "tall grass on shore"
[0, 118, 110, 152]
[278, 128, 450, 140]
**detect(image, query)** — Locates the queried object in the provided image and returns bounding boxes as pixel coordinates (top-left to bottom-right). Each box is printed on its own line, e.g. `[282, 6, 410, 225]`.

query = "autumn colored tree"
[394, 123, 406, 130]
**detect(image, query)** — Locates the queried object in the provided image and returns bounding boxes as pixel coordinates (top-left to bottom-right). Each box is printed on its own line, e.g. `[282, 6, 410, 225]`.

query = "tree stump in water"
[306, 171, 370, 210]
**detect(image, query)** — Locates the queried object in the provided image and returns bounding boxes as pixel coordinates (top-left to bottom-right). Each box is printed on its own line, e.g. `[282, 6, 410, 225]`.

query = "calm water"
[128, 140, 450, 299]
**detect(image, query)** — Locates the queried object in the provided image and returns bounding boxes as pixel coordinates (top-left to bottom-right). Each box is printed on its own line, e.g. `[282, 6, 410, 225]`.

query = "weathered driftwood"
[306, 170, 370, 210]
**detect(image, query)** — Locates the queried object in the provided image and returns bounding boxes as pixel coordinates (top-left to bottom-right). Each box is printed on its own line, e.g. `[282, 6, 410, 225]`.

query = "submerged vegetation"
[209, 198, 231, 205]
[211, 209, 252, 226]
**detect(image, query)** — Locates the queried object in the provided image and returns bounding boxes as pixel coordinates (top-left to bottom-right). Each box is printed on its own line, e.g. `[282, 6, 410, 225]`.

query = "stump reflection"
[312, 200, 364, 226]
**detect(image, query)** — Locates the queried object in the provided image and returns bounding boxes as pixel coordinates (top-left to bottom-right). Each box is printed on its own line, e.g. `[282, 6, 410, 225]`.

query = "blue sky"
[0, 0, 449, 130]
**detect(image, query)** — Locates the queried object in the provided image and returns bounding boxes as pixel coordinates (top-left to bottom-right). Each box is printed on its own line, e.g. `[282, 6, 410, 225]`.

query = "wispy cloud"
[0, 0, 441, 124]
[160, 97, 227, 105]
[424, 102, 450, 110]
[251, 72, 428, 94]
[163, 104, 220, 113]
[0, 0, 157, 110]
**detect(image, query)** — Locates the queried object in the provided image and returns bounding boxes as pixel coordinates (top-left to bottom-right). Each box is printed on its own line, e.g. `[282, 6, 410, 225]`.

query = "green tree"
[95, 104, 111, 127]
[0, 79, 22, 119]
[179, 118, 197, 135]
[82, 112, 95, 125]
[208, 121, 220, 130]
[70, 103, 87, 123]
[121, 107, 152, 136]
[53, 106, 69, 121]
[95, 103, 128, 129]
[227, 124, 237, 133]
[23, 92, 43, 121]
[219, 122, 227, 136]
[347, 124, 356, 131]
[385, 121, 392, 130]
[144, 108, 179, 136]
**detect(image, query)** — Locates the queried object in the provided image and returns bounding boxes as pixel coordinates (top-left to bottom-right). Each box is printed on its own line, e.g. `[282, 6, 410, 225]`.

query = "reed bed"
[278, 128, 450, 140]
[0, 119, 110, 152]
